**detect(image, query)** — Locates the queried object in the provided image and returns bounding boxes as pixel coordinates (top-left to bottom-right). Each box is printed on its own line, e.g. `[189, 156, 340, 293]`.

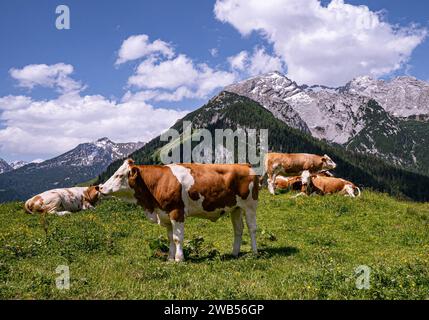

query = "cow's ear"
[94, 185, 100, 192]
[321, 156, 327, 162]
[127, 159, 135, 166]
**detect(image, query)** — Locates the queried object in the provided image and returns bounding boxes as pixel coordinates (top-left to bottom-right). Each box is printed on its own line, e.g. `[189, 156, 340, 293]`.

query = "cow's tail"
[354, 186, 361, 197]
[24, 199, 33, 214]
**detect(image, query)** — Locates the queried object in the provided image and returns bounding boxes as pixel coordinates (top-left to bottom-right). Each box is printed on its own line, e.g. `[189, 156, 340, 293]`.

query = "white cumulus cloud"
[228, 47, 284, 76]
[115, 34, 175, 65]
[127, 54, 236, 101]
[9, 63, 84, 94]
[0, 92, 188, 161]
[215, 0, 427, 86]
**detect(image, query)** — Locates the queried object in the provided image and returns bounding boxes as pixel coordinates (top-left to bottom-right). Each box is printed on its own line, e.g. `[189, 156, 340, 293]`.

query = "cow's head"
[83, 185, 101, 205]
[321, 154, 336, 171]
[99, 159, 135, 195]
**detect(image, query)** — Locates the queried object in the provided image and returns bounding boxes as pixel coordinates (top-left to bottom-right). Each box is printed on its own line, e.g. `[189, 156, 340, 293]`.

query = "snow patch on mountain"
[9, 160, 28, 170]
[343, 76, 429, 117]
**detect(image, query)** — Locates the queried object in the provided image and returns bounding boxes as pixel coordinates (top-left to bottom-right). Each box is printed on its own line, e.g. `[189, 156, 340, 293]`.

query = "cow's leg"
[295, 170, 311, 197]
[267, 173, 275, 195]
[244, 207, 258, 255]
[230, 208, 244, 257]
[166, 223, 176, 261]
[171, 216, 185, 262]
[268, 167, 281, 195]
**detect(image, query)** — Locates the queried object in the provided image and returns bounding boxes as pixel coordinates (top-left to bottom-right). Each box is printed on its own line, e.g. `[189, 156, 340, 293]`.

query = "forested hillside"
[99, 92, 429, 202]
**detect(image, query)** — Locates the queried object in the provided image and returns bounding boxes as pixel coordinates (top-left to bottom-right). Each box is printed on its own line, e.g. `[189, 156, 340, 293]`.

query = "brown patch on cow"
[128, 165, 184, 217]
[181, 163, 258, 212]
[83, 186, 100, 206]
[24, 195, 44, 214]
[169, 208, 185, 222]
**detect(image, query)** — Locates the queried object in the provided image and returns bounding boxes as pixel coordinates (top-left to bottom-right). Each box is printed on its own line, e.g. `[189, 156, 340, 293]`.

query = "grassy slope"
[1, 191, 428, 300]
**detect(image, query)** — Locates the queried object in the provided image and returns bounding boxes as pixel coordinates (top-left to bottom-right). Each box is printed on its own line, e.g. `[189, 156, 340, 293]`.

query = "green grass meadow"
[1, 190, 428, 300]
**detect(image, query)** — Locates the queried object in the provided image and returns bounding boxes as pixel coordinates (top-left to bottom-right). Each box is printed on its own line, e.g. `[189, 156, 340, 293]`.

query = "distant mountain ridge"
[100, 91, 429, 202]
[225, 72, 429, 176]
[0, 138, 144, 202]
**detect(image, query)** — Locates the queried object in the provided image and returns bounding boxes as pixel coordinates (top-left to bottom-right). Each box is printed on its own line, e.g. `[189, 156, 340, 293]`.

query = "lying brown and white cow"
[24, 186, 101, 216]
[275, 171, 334, 192]
[264, 153, 337, 195]
[99, 159, 259, 262]
[310, 175, 361, 197]
[274, 176, 302, 191]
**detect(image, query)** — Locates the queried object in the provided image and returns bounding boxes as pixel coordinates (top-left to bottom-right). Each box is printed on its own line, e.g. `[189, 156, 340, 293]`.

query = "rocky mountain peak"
[0, 158, 12, 174]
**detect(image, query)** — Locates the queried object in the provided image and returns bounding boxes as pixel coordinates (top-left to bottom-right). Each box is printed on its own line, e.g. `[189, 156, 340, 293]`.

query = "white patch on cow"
[168, 164, 222, 220]
[167, 164, 194, 209]
[167, 164, 204, 218]
[343, 184, 356, 197]
[301, 170, 311, 185]
[276, 176, 291, 182]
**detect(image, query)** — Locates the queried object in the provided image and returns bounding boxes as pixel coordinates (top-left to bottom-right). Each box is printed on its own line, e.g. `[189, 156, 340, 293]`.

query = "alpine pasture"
[1, 190, 428, 299]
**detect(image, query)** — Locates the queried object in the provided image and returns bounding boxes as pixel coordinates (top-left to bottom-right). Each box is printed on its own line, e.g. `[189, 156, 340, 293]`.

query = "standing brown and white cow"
[99, 159, 259, 262]
[264, 153, 337, 195]
[24, 186, 101, 216]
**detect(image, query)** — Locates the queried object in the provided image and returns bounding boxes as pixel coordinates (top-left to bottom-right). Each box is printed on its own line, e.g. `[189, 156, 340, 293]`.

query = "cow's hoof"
[174, 256, 184, 263]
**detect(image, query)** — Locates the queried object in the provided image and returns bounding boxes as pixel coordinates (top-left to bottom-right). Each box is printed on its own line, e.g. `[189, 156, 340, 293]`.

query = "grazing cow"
[24, 186, 101, 216]
[310, 175, 361, 197]
[264, 153, 337, 195]
[99, 159, 259, 262]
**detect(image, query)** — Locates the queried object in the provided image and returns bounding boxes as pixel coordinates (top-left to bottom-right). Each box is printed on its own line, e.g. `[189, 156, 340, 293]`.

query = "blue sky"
[0, 0, 263, 107]
[0, 0, 428, 161]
